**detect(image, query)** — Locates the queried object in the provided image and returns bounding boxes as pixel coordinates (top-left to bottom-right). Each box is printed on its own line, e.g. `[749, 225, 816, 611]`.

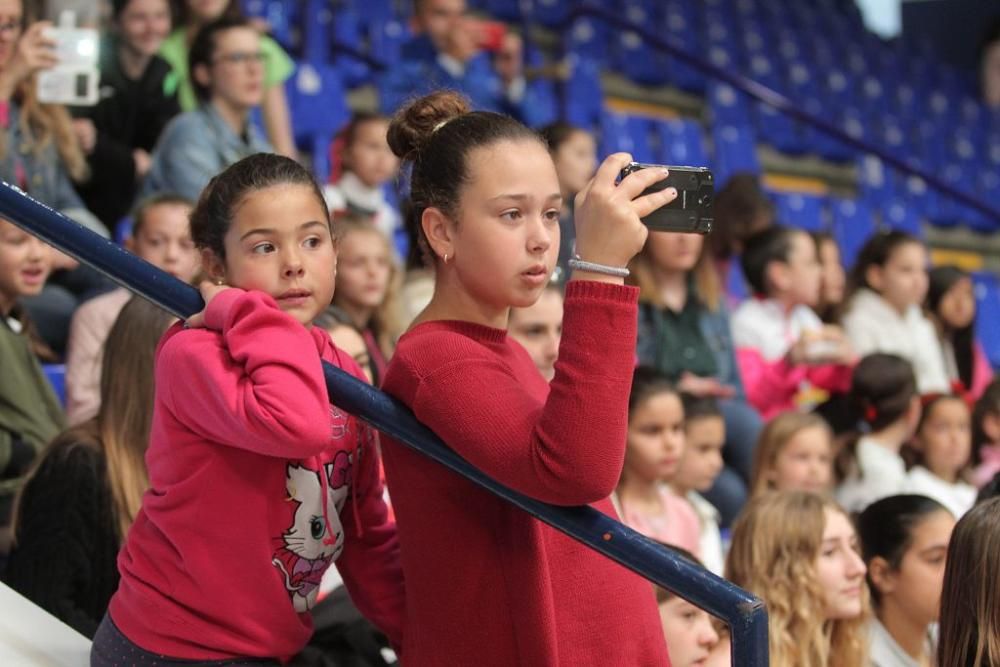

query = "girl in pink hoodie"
[94, 154, 403, 665]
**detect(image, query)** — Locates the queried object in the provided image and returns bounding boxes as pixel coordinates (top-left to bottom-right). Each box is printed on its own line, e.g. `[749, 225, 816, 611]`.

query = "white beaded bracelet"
[567, 255, 630, 278]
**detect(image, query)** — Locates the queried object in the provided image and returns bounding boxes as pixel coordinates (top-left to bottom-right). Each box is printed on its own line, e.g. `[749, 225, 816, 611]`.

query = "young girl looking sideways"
[842, 231, 949, 394]
[750, 411, 834, 497]
[379, 91, 678, 665]
[332, 218, 402, 384]
[937, 496, 1000, 666]
[836, 353, 921, 513]
[616, 367, 702, 556]
[726, 491, 870, 667]
[95, 154, 402, 664]
[858, 494, 956, 667]
[903, 394, 977, 518]
[324, 113, 401, 239]
[926, 265, 993, 399]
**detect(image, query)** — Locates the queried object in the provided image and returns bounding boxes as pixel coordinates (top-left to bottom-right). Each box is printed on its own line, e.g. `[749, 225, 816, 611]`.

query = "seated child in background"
[615, 367, 701, 556]
[902, 394, 977, 518]
[670, 394, 727, 575]
[812, 231, 846, 324]
[324, 114, 401, 240]
[655, 545, 723, 667]
[971, 379, 1000, 487]
[857, 494, 955, 667]
[65, 195, 199, 425]
[314, 307, 374, 385]
[750, 411, 834, 497]
[0, 220, 64, 547]
[836, 354, 922, 514]
[331, 218, 403, 385]
[508, 282, 563, 382]
[926, 266, 993, 399]
[841, 231, 949, 394]
[732, 225, 855, 419]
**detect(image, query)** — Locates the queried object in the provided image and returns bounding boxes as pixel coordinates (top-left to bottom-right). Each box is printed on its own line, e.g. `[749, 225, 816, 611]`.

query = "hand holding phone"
[573, 153, 677, 272]
[618, 162, 714, 234]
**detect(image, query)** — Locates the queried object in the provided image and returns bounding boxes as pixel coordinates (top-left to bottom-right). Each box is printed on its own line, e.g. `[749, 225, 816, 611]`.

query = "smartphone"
[619, 163, 714, 234]
[478, 20, 508, 52]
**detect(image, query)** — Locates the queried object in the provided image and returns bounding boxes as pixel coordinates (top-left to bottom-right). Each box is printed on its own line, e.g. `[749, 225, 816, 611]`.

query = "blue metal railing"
[0, 182, 767, 665]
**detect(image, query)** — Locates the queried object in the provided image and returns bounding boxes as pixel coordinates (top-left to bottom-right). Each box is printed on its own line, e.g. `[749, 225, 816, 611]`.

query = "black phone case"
[620, 163, 714, 234]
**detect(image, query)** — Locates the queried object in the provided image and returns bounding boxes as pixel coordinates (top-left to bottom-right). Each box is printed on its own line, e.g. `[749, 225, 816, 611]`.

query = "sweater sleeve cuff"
[203, 287, 247, 330]
[564, 279, 639, 304]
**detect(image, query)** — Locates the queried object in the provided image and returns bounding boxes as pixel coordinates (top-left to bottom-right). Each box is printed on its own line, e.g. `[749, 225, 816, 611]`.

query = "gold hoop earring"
[443, 253, 449, 264]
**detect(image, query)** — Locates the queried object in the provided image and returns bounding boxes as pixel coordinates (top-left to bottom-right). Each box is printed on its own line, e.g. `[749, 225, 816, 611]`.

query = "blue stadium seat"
[114, 216, 133, 245]
[755, 102, 806, 155]
[707, 82, 752, 127]
[285, 62, 350, 184]
[712, 123, 760, 184]
[615, 27, 670, 85]
[771, 192, 824, 231]
[241, 0, 295, 51]
[654, 118, 709, 166]
[881, 200, 923, 237]
[330, 8, 372, 87]
[829, 197, 875, 269]
[533, 0, 570, 28]
[566, 17, 611, 65]
[368, 19, 409, 69]
[43, 364, 66, 407]
[726, 256, 748, 302]
[563, 56, 604, 130]
[973, 272, 1000, 368]
[599, 112, 654, 163]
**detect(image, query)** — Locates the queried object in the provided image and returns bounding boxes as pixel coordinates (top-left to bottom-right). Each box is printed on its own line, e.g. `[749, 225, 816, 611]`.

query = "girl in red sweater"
[93, 154, 403, 665]
[379, 90, 677, 666]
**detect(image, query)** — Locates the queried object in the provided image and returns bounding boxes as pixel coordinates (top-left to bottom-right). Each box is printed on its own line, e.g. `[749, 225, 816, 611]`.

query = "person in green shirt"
[159, 0, 297, 158]
[0, 219, 65, 551]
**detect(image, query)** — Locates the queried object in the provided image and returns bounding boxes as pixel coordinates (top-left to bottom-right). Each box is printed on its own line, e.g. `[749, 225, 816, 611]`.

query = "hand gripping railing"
[0, 183, 767, 666]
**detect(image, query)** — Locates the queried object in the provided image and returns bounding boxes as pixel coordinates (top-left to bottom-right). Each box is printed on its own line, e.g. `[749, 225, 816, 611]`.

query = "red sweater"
[109, 289, 404, 661]
[380, 280, 670, 666]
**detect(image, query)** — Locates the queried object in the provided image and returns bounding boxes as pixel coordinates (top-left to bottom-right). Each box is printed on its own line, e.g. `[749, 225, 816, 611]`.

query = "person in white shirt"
[858, 495, 955, 667]
[842, 230, 949, 394]
[837, 354, 922, 514]
[903, 394, 977, 518]
[323, 113, 401, 240]
[732, 225, 855, 419]
[670, 395, 727, 576]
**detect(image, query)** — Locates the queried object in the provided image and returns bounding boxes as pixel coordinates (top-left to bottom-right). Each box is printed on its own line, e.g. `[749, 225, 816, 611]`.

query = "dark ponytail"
[836, 353, 918, 481]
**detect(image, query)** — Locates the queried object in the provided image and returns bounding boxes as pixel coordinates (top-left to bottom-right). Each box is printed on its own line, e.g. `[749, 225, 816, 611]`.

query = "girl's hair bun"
[387, 90, 471, 160]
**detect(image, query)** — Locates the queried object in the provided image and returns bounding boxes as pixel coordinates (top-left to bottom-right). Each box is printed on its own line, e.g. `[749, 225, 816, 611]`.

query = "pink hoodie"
[109, 289, 403, 662]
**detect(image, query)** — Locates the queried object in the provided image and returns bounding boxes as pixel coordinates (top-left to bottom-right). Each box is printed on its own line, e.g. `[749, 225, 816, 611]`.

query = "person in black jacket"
[4, 296, 173, 637]
[71, 0, 181, 230]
